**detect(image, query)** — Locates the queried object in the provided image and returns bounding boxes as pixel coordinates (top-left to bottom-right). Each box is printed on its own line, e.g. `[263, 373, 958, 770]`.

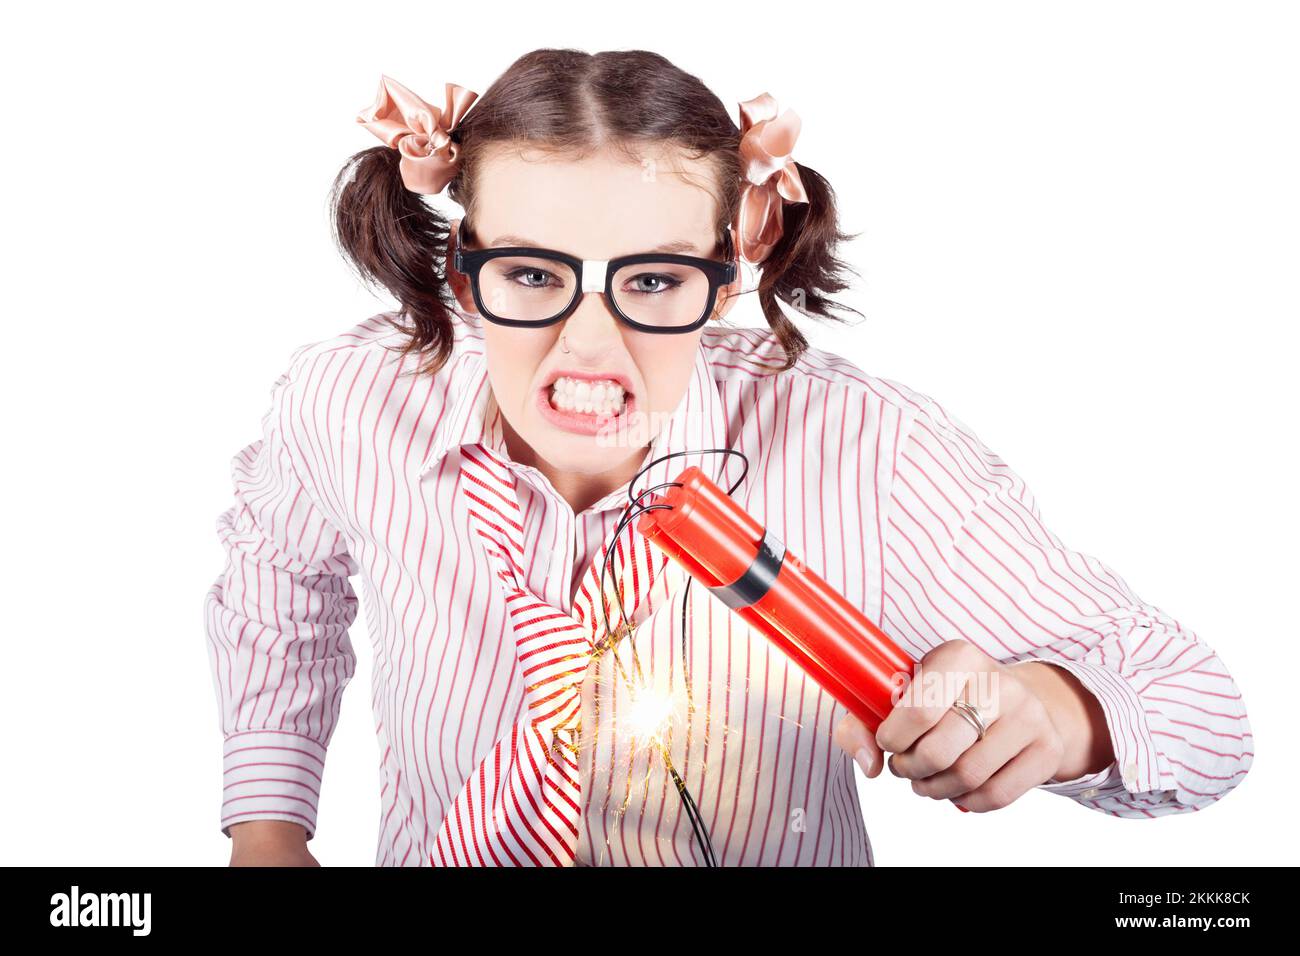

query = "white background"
[1, 1, 1295, 866]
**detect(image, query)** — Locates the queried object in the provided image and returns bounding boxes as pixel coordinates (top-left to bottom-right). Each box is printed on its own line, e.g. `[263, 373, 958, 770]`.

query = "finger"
[834, 712, 883, 778]
[911, 708, 1034, 801]
[889, 703, 983, 780]
[877, 661, 973, 756]
[954, 737, 1063, 812]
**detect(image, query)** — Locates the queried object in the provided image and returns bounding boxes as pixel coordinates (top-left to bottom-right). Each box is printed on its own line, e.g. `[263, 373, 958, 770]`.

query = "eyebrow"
[488, 235, 703, 255]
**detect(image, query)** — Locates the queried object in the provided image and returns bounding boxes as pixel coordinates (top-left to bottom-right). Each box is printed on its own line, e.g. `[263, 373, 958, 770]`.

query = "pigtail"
[754, 162, 863, 371]
[329, 51, 866, 378]
[328, 145, 458, 377]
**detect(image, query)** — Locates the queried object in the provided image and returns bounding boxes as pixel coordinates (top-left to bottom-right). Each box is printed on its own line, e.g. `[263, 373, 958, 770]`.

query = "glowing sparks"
[624, 683, 674, 747]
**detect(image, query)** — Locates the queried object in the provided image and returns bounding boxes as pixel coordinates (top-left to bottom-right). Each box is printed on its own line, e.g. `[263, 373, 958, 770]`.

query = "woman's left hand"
[833, 639, 1113, 811]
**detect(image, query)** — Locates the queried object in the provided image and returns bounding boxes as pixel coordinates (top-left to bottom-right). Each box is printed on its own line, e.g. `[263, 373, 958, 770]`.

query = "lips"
[536, 379, 637, 437]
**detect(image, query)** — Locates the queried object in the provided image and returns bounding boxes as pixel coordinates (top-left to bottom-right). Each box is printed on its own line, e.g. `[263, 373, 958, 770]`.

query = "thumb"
[834, 712, 884, 779]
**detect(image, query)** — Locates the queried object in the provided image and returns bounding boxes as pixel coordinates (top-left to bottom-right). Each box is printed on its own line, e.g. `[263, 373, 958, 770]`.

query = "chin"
[539, 433, 623, 468]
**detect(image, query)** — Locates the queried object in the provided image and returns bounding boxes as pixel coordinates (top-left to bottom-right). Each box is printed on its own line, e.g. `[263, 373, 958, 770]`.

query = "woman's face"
[447, 145, 740, 493]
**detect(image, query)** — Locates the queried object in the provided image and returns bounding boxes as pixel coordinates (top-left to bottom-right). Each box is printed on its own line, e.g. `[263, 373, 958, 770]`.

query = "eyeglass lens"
[477, 255, 712, 328]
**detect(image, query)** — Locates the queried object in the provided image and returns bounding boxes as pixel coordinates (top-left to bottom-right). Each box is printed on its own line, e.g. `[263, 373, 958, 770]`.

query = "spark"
[624, 682, 675, 748]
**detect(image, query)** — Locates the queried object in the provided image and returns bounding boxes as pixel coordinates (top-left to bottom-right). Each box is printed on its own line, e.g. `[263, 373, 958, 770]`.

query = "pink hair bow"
[735, 93, 809, 265]
[356, 74, 479, 195]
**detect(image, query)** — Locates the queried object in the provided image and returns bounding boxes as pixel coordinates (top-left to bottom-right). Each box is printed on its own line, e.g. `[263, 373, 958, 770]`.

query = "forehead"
[470, 145, 721, 255]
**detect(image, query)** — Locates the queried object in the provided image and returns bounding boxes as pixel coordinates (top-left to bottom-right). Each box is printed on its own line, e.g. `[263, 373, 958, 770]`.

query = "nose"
[559, 289, 626, 356]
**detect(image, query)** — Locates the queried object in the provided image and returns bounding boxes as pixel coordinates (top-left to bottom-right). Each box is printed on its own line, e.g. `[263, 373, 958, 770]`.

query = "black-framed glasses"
[452, 218, 738, 334]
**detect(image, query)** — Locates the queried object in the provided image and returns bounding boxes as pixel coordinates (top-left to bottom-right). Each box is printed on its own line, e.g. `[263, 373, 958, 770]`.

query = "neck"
[502, 417, 649, 515]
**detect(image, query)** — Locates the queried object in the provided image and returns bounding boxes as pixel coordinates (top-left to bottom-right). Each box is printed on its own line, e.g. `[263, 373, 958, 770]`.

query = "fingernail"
[854, 747, 876, 777]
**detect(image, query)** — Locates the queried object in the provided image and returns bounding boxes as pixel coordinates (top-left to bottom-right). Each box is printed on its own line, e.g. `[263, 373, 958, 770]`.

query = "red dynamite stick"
[638, 523, 883, 729]
[638, 467, 972, 812]
[637, 466, 916, 734]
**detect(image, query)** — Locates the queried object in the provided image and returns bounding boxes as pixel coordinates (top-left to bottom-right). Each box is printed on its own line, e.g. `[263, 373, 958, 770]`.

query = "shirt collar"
[417, 332, 733, 513]
[417, 336, 505, 476]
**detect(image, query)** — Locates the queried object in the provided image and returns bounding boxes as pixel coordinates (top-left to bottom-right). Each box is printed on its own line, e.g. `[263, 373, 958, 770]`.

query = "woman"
[205, 48, 1252, 866]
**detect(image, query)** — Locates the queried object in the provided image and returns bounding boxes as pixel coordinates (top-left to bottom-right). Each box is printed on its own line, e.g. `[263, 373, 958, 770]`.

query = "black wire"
[592, 447, 749, 868]
[600, 490, 716, 864]
[627, 447, 752, 500]
[604, 446, 750, 642]
[668, 764, 717, 867]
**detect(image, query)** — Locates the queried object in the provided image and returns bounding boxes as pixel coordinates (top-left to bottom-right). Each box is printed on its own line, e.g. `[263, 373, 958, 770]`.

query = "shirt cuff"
[1021, 657, 1164, 795]
[220, 730, 326, 841]
[1039, 761, 1122, 798]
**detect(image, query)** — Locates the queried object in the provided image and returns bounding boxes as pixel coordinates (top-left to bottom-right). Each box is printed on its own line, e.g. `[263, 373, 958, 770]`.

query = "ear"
[446, 216, 478, 315]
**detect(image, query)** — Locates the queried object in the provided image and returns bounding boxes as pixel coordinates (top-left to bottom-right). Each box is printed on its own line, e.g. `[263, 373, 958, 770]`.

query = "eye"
[503, 267, 564, 290]
[623, 273, 683, 295]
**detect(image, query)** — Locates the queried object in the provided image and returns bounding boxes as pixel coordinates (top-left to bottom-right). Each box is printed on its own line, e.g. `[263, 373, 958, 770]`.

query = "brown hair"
[330, 48, 862, 376]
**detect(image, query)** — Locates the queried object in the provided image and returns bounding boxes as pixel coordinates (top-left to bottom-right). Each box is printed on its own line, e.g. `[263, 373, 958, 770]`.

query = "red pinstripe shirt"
[205, 311, 1252, 865]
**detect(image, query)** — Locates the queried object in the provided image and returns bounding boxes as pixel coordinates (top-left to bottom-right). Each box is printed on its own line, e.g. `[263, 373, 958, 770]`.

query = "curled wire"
[588, 446, 750, 868]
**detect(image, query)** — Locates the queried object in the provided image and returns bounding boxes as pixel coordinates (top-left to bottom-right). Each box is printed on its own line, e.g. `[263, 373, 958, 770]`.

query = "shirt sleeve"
[879, 393, 1252, 817]
[204, 357, 360, 840]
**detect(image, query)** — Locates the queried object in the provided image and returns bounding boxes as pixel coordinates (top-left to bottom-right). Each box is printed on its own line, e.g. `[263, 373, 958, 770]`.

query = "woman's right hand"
[228, 820, 319, 866]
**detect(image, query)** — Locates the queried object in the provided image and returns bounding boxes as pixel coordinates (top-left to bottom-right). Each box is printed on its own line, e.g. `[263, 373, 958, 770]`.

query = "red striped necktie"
[431, 440, 668, 866]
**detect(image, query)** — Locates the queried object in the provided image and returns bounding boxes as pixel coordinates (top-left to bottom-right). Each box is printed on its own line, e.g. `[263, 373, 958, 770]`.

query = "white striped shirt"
[205, 311, 1252, 865]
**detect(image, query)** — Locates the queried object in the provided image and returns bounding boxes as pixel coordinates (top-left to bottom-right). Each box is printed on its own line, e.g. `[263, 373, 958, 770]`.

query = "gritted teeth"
[548, 376, 627, 415]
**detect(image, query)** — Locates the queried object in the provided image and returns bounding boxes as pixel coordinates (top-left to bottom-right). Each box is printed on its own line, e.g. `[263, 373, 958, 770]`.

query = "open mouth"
[537, 374, 636, 435]
[548, 376, 628, 416]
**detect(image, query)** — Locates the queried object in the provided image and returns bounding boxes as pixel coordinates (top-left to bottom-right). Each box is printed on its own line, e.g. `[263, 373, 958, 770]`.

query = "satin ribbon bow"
[736, 93, 809, 265]
[356, 74, 479, 195]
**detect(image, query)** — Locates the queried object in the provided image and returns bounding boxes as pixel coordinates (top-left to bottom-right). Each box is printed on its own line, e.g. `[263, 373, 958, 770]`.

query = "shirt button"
[1122, 762, 1139, 785]
[1081, 787, 1100, 798]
